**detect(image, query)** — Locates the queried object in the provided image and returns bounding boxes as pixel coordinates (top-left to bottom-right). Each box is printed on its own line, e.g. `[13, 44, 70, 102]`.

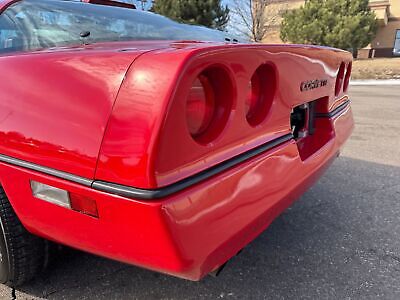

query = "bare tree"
[231, 0, 280, 42]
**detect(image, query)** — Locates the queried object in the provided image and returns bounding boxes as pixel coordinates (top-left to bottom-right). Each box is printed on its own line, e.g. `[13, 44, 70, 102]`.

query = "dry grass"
[352, 58, 400, 80]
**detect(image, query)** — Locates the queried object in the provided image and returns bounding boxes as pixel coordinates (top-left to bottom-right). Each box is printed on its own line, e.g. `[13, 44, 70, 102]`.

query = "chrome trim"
[0, 154, 93, 187]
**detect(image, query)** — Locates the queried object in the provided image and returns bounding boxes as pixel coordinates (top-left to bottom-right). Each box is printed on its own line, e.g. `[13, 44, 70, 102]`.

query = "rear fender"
[96, 44, 353, 189]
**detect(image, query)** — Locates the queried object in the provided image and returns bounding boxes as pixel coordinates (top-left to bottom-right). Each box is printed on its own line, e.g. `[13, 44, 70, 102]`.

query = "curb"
[350, 80, 400, 86]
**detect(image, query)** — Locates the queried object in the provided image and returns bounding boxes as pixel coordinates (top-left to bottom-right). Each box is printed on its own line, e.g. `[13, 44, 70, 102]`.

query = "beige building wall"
[371, 19, 400, 48]
[262, 0, 304, 44]
[390, 0, 400, 16]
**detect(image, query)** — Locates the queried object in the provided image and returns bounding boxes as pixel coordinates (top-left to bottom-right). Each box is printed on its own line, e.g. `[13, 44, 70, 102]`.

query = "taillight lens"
[186, 75, 216, 138]
[343, 62, 352, 92]
[246, 64, 276, 127]
[70, 193, 99, 218]
[335, 62, 346, 96]
[246, 71, 261, 117]
[185, 66, 234, 144]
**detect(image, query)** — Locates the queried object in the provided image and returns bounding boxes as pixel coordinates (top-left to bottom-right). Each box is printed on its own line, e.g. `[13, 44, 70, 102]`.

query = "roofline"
[0, 0, 136, 13]
[82, 0, 135, 9]
[0, 0, 20, 14]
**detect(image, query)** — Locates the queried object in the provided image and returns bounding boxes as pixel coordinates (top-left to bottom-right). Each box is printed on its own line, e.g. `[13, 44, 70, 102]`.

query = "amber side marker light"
[30, 181, 99, 218]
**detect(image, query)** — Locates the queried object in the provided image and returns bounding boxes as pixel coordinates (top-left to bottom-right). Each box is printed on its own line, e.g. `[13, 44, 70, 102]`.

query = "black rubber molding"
[92, 133, 294, 200]
[315, 99, 351, 119]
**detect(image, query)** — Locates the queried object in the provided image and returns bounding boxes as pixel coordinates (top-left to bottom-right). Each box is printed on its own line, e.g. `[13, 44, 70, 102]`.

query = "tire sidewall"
[0, 216, 11, 284]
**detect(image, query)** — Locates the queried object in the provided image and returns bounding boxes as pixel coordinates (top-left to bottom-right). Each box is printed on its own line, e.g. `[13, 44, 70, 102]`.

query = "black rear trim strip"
[92, 133, 294, 200]
[0, 134, 293, 200]
[315, 99, 350, 119]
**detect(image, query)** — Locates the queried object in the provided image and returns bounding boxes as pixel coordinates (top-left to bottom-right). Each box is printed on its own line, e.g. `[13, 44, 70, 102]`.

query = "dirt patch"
[352, 58, 400, 80]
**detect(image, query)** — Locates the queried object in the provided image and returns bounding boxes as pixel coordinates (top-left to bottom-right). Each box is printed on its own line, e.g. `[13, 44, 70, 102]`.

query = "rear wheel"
[0, 186, 46, 287]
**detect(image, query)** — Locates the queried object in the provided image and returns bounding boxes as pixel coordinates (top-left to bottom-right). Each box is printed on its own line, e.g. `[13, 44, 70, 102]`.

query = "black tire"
[0, 186, 46, 287]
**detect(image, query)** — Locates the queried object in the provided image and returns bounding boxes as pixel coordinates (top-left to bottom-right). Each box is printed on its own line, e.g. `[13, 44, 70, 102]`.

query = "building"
[362, 0, 400, 57]
[262, 0, 400, 58]
[262, 0, 304, 44]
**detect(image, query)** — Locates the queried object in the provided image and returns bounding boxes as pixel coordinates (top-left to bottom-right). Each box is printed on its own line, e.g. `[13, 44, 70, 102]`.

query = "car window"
[0, 13, 22, 53]
[0, 0, 231, 54]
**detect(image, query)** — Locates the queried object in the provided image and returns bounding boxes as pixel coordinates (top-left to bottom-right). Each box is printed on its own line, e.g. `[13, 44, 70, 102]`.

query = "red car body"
[0, 0, 353, 281]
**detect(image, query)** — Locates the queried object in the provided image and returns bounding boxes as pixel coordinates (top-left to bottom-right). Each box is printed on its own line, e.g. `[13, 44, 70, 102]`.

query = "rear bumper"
[0, 104, 353, 281]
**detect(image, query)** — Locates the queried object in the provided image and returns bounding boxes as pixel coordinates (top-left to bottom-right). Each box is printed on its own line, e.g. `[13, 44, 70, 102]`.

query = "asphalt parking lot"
[1, 85, 399, 300]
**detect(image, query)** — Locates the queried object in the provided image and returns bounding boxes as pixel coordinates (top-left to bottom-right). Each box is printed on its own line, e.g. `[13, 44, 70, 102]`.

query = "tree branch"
[230, 0, 279, 42]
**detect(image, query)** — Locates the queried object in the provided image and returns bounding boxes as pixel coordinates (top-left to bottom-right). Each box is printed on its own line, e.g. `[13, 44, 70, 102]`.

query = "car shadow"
[12, 156, 400, 299]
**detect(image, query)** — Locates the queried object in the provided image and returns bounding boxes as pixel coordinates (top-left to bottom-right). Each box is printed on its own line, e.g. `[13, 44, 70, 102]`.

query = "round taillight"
[246, 71, 261, 117]
[246, 64, 276, 127]
[186, 75, 215, 137]
[343, 62, 352, 92]
[185, 66, 234, 145]
[335, 62, 346, 96]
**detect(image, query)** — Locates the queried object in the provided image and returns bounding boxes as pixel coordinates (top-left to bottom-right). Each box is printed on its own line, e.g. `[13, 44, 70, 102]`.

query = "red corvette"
[0, 0, 353, 286]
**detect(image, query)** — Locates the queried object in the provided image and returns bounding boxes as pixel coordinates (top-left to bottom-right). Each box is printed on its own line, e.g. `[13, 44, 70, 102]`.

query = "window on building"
[394, 30, 400, 56]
